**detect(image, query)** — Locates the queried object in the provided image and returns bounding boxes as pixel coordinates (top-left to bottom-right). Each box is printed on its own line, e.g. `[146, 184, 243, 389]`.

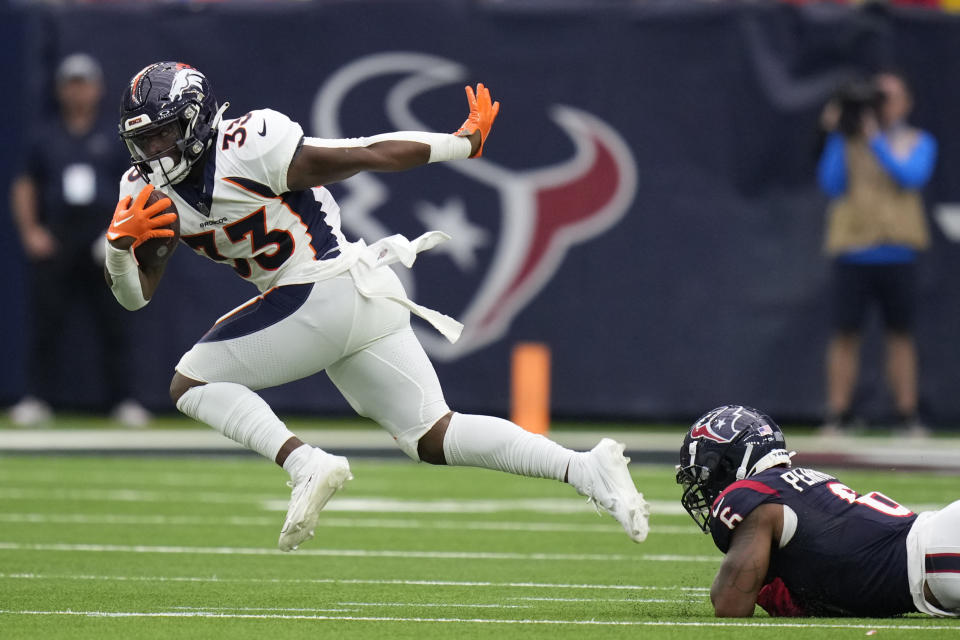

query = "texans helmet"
[676, 405, 793, 533]
[119, 62, 228, 186]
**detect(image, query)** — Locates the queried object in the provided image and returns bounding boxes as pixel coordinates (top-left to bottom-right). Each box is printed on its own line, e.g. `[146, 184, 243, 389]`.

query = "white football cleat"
[278, 449, 352, 552]
[574, 438, 650, 542]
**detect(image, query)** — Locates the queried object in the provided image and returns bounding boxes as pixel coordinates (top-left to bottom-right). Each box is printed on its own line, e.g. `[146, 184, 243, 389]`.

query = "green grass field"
[0, 453, 958, 639]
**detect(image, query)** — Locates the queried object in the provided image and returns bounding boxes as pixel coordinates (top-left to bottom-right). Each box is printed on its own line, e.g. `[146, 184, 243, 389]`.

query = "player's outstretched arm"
[710, 504, 779, 617]
[103, 185, 176, 309]
[286, 83, 499, 191]
[455, 83, 500, 158]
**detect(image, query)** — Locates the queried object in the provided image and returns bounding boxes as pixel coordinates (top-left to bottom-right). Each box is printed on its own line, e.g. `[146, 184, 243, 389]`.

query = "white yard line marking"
[263, 497, 689, 515]
[0, 572, 710, 592]
[172, 605, 359, 613]
[0, 487, 947, 517]
[513, 597, 699, 603]
[0, 487, 269, 504]
[0, 513, 697, 535]
[0, 609, 955, 630]
[0, 513, 278, 526]
[0, 470, 266, 489]
[337, 602, 531, 609]
[0, 541, 719, 563]
[0, 487, 689, 515]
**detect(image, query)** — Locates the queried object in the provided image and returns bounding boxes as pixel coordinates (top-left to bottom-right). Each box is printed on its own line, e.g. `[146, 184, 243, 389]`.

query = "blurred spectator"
[816, 71, 937, 436]
[8, 53, 151, 427]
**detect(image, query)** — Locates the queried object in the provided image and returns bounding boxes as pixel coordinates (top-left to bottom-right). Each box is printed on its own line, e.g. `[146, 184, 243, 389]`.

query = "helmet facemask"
[123, 117, 188, 186]
[677, 462, 713, 533]
[120, 103, 214, 187]
[676, 439, 742, 533]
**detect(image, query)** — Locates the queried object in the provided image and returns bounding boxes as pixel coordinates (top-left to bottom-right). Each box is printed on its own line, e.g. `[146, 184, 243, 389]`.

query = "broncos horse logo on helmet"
[119, 62, 229, 186]
[676, 405, 793, 533]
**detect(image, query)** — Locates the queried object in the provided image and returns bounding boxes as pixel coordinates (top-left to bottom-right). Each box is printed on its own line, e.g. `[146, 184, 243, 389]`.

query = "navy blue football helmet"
[676, 405, 792, 532]
[119, 62, 228, 186]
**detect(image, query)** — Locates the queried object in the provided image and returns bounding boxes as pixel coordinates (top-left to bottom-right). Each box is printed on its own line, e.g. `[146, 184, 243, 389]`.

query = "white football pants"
[176, 265, 449, 460]
[907, 499, 960, 617]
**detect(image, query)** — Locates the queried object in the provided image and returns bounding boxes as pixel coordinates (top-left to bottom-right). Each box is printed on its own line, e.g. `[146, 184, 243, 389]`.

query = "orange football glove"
[106, 184, 176, 249]
[455, 83, 500, 158]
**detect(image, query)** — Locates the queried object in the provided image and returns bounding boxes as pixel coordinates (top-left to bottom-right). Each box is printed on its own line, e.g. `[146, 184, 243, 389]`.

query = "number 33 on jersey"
[119, 108, 343, 293]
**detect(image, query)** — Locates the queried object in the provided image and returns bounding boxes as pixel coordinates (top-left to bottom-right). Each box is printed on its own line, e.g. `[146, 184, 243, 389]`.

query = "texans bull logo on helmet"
[689, 405, 775, 444]
[677, 405, 792, 532]
[310, 52, 638, 361]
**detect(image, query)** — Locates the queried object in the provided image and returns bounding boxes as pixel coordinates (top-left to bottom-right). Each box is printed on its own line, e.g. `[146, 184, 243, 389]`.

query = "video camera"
[834, 80, 886, 137]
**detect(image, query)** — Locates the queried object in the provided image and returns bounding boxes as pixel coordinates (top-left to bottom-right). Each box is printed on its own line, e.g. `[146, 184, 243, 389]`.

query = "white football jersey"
[119, 108, 346, 292]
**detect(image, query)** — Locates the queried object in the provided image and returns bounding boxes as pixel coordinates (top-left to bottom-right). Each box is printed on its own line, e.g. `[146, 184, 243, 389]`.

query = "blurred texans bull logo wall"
[311, 52, 638, 361]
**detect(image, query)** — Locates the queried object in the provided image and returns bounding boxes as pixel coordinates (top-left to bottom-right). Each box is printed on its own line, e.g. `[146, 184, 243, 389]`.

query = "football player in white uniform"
[104, 61, 649, 551]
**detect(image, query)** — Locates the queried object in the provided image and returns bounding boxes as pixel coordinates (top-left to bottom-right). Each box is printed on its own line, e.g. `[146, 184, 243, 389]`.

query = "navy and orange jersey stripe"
[200, 283, 313, 343]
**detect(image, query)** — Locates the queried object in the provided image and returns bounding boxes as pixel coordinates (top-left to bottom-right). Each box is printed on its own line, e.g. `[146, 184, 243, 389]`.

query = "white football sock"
[281, 443, 315, 480]
[176, 382, 298, 462]
[441, 413, 575, 481]
[564, 453, 594, 495]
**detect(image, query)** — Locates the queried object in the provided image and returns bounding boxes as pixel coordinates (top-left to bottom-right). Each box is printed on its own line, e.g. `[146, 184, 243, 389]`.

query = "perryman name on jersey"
[709, 466, 918, 617]
[119, 108, 344, 293]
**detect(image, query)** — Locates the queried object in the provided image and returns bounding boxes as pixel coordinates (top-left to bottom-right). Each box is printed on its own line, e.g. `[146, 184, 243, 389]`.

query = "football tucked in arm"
[134, 189, 179, 268]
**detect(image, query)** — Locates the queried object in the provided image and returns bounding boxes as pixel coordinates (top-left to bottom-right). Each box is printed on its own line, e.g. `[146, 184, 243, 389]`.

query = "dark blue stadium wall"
[0, 6, 27, 405]
[3, 1, 960, 424]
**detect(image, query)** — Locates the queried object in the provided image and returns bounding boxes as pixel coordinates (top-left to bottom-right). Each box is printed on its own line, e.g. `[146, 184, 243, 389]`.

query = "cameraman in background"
[817, 71, 937, 437]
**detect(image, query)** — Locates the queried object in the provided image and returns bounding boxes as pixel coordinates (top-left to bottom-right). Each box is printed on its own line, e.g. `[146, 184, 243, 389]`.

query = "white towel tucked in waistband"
[275, 231, 463, 344]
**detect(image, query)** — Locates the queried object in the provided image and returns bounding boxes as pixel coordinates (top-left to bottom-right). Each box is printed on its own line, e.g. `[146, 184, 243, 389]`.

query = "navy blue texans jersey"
[709, 466, 917, 617]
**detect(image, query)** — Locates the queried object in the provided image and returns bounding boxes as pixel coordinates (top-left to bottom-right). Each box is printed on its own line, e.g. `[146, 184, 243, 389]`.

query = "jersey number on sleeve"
[221, 112, 253, 151]
[182, 208, 294, 278]
[827, 482, 914, 517]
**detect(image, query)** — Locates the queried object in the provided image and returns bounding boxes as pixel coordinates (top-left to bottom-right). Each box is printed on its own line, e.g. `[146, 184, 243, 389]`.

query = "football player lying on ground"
[103, 61, 649, 551]
[676, 405, 960, 618]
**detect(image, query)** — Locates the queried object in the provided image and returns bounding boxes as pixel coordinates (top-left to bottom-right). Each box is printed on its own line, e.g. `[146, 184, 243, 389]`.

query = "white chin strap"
[145, 101, 230, 187]
[147, 155, 190, 187]
[735, 443, 755, 480]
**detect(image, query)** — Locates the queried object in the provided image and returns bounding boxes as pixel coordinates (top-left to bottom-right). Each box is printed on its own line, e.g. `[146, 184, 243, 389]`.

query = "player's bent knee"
[169, 372, 206, 406]
[417, 411, 453, 465]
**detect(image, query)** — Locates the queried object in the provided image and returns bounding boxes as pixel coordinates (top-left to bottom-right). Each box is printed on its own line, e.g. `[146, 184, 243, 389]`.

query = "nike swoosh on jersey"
[258, 121, 267, 136]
